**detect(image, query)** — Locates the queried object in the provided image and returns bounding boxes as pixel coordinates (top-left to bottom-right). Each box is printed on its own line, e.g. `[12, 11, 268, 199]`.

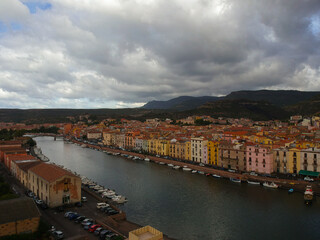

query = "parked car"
[105, 233, 117, 240]
[94, 227, 104, 235]
[100, 230, 112, 239]
[64, 211, 76, 218]
[68, 213, 80, 220]
[40, 203, 48, 209]
[83, 222, 94, 230]
[81, 196, 87, 202]
[74, 216, 86, 223]
[35, 199, 43, 205]
[81, 218, 94, 226]
[97, 202, 109, 209]
[304, 176, 314, 182]
[52, 230, 64, 239]
[89, 224, 102, 233]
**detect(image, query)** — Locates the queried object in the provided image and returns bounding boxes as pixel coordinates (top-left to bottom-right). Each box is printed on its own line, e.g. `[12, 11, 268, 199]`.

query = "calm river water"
[35, 137, 320, 240]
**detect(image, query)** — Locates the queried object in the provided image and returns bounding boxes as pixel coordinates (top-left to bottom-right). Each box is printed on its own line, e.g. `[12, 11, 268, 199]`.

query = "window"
[64, 182, 69, 192]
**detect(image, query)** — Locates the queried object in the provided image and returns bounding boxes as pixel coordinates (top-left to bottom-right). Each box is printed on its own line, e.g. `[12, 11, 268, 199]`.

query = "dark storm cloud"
[0, 0, 319, 108]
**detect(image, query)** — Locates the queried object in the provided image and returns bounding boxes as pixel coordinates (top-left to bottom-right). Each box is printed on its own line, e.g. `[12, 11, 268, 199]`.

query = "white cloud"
[0, 0, 319, 108]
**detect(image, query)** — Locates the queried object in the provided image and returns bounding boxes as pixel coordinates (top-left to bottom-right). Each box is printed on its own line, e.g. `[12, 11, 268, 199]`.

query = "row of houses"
[0, 140, 81, 208]
[99, 131, 320, 175]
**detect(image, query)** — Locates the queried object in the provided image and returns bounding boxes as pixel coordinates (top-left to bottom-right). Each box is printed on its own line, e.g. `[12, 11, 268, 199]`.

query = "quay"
[70, 139, 320, 196]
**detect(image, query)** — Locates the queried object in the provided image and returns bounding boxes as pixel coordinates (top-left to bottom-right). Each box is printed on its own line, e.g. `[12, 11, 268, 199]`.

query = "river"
[35, 136, 320, 240]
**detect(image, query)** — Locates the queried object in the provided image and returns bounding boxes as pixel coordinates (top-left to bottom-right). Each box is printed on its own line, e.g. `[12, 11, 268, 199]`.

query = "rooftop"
[0, 198, 40, 224]
[29, 163, 78, 183]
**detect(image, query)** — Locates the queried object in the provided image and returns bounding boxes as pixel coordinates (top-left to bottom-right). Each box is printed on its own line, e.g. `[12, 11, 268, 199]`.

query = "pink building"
[203, 145, 208, 164]
[246, 145, 273, 174]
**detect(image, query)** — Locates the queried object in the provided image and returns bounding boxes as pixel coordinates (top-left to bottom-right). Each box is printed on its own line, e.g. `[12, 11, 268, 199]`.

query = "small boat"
[263, 182, 278, 189]
[144, 158, 150, 162]
[198, 171, 205, 175]
[212, 174, 221, 178]
[173, 166, 181, 170]
[191, 170, 197, 173]
[230, 178, 241, 183]
[159, 162, 165, 165]
[288, 188, 294, 193]
[183, 167, 192, 171]
[112, 195, 128, 204]
[304, 185, 313, 205]
[168, 164, 174, 167]
[247, 180, 260, 185]
[206, 173, 211, 176]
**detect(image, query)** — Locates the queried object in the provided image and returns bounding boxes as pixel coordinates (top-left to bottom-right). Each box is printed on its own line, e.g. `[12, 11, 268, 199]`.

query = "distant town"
[1, 113, 320, 239]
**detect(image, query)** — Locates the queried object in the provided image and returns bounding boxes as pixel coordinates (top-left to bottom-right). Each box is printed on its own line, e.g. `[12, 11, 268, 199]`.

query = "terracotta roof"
[0, 198, 40, 224]
[29, 163, 78, 183]
[18, 161, 42, 172]
[0, 147, 25, 152]
[7, 154, 36, 161]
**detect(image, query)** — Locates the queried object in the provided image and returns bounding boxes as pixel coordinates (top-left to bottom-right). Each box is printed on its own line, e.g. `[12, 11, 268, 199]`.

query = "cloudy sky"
[0, 0, 320, 108]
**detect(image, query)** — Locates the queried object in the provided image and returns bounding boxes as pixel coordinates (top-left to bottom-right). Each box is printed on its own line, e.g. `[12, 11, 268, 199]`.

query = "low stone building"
[28, 163, 81, 207]
[0, 198, 40, 237]
[129, 225, 163, 240]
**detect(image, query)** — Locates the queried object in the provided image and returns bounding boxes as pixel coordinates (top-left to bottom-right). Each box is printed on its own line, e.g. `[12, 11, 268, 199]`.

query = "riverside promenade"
[70, 139, 320, 196]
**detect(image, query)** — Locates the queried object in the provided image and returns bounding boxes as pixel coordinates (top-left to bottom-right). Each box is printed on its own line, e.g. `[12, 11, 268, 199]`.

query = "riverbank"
[69, 139, 320, 197]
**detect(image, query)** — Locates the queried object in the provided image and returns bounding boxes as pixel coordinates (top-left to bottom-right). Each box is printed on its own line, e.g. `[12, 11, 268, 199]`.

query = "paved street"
[0, 163, 109, 240]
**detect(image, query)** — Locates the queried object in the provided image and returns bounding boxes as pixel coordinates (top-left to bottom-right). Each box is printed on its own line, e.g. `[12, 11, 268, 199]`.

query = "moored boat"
[288, 188, 294, 193]
[144, 158, 150, 162]
[230, 177, 241, 183]
[191, 170, 197, 173]
[159, 162, 165, 165]
[212, 174, 221, 178]
[263, 182, 278, 188]
[198, 171, 205, 175]
[182, 167, 192, 171]
[304, 185, 313, 205]
[173, 165, 181, 170]
[247, 180, 260, 185]
[168, 163, 174, 167]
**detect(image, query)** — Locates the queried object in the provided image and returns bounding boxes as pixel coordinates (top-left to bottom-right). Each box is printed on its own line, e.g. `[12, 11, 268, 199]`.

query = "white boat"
[182, 167, 192, 171]
[159, 162, 165, 165]
[230, 178, 241, 183]
[112, 195, 128, 204]
[144, 158, 150, 162]
[247, 180, 260, 185]
[173, 166, 181, 170]
[212, 174, 221, 178]
[263, 182, 278, 188]
[198, 171, 205, 175]
[191, 170, 197, 173]
[167, 164, 174, 167]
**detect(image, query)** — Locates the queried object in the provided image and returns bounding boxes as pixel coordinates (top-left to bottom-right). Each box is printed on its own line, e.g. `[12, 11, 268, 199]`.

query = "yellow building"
[185, 141, 191, 161]
[249, 135, 273, 145]
[156, 139, 169, 156]
[129, 225, 163, 240]
[207, 141, 219, 165]
[288, 148, 301, 174]
[148, 139, 157, 154]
